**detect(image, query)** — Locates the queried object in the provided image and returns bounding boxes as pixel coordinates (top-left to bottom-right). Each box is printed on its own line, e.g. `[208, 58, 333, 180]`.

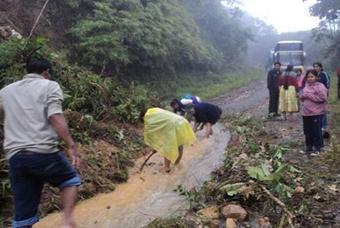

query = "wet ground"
[35, 78, 270, 228]
[36, 125, 229, 228]
[209, 79, 268, 115]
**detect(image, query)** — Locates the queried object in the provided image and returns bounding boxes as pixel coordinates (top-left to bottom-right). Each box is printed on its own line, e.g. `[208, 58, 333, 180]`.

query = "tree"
[306, 0, 340, 67]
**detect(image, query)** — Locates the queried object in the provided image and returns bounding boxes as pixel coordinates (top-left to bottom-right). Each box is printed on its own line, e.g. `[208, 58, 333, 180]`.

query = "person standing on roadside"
[300, 70, 327, 156]
[313, 62, 330, 137]
[267, 62, 282, 116]
[0, 58, 81, 228]
[278, 65, 298, 121]
[296, 68, 305, 111]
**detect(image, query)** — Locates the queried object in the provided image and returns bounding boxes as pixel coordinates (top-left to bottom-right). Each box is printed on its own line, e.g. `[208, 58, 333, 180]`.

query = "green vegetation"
[66, 0, 221, 76]
[176, 70, 263, 99]
[0, 37, 159, 122]
[41, 0, 254, 80]
[309, 0, 340, 68]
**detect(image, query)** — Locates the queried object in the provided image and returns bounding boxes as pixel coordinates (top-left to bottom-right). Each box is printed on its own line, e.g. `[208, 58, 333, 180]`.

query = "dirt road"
[209, 79, 268, 115]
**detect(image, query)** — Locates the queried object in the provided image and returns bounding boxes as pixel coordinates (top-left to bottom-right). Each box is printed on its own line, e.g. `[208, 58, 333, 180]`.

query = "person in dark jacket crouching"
[192, 102, 222, 138]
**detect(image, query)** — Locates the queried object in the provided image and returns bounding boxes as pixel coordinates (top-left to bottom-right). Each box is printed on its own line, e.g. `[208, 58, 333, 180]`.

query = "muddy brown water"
[35, 125, 230, 228]
[36, 78, 268, 228]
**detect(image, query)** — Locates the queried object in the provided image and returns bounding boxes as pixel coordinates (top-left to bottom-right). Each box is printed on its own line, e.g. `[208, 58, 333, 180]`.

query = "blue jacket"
[318, 71, 330, 89]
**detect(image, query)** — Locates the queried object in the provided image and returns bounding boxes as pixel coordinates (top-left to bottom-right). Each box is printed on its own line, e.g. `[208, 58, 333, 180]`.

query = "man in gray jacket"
[0, 58, 81, 228]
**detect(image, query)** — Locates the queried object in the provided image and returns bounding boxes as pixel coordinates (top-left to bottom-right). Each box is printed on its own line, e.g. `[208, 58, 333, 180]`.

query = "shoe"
[323, 131, 330, 139]
[299, 150, 307, 154]
[310, 151, 320, 157]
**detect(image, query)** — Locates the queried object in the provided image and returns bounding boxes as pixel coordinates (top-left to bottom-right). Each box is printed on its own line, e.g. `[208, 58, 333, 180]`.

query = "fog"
[238, 0, 320, 33]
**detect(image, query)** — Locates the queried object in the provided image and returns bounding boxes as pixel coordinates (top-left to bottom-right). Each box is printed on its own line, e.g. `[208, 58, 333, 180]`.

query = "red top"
[336, 68, 340, 75]
[279, 74, 298, 90]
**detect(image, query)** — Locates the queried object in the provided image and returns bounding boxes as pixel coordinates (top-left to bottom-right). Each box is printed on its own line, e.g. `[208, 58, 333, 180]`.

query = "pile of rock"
[0, 25, 22, 40]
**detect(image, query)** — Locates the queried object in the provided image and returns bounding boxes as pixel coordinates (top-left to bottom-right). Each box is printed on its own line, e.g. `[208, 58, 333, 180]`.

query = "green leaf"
[219, 182, 245, 196]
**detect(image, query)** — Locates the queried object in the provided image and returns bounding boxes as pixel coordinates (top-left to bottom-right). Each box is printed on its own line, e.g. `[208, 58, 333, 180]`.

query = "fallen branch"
[27, 0, 51, 41]
[259, 184, 294, 228]
[278, 213, 286, 228]
[139, 150, 157, 172]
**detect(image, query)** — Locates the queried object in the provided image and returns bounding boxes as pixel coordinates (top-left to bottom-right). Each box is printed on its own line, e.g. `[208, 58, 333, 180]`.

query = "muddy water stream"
[35, 124, 229, 228]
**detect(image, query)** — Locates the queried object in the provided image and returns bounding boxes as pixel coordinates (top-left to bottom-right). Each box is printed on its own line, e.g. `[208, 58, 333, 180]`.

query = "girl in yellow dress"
[278, 65, 299, 120]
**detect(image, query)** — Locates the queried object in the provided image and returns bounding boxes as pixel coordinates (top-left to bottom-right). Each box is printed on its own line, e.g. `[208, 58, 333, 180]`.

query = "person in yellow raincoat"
[143, 108, 196, 173]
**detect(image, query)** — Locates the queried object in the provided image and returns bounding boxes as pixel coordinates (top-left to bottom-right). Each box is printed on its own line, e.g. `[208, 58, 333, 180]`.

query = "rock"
[0, 26, 12, 39]
[257, 217, 272, 228]
[226, 218, 237, 228]
[11, 29, 22, 39]
[221, 204, 247, 221]
[0, 26, 22, 40]
[294, 186, 305, 194]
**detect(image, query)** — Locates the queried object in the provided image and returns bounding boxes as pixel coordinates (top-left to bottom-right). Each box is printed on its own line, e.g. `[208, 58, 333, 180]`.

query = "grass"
[176, 69, 264, 99]
[328, 72, 339, 104]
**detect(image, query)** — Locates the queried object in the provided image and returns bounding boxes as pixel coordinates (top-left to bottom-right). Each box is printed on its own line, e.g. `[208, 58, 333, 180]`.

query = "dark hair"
[170, 99, 180, 107]
[274, 62, 281, 66]
[305, 69, 318, 78]
[139, 107, 147, 123]
[286, 64, 293, 72]
[26, 58, 52, 74]
[313, 62, 323, 69]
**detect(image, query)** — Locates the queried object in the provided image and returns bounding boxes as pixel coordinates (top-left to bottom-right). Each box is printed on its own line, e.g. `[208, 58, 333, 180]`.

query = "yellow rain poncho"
[144, 108, 196, 163]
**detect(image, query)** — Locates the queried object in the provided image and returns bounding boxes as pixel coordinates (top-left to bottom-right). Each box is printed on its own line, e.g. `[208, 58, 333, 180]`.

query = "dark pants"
[322, 113, 328, 129]
[9, 151, 81, 228]
[338, 82, 340, 99]
[268, 88, 279, 114]
[303, 115, 324, 151]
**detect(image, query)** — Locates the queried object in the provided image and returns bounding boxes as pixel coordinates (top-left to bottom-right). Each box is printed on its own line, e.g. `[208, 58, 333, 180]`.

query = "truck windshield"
[275, 43, 303, 51]
[277, 54, 303, 66]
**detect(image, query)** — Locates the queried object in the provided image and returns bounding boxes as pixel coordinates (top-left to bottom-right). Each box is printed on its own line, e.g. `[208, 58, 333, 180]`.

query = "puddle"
[35, 123, 229, 228]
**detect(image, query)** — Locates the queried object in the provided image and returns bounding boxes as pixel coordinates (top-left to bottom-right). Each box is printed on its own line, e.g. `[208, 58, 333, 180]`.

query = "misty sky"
[239, 0, 320, 33]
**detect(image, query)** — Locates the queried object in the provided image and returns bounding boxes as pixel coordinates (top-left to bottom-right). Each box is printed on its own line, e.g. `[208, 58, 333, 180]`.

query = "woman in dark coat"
[193, 102, 222, 137]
